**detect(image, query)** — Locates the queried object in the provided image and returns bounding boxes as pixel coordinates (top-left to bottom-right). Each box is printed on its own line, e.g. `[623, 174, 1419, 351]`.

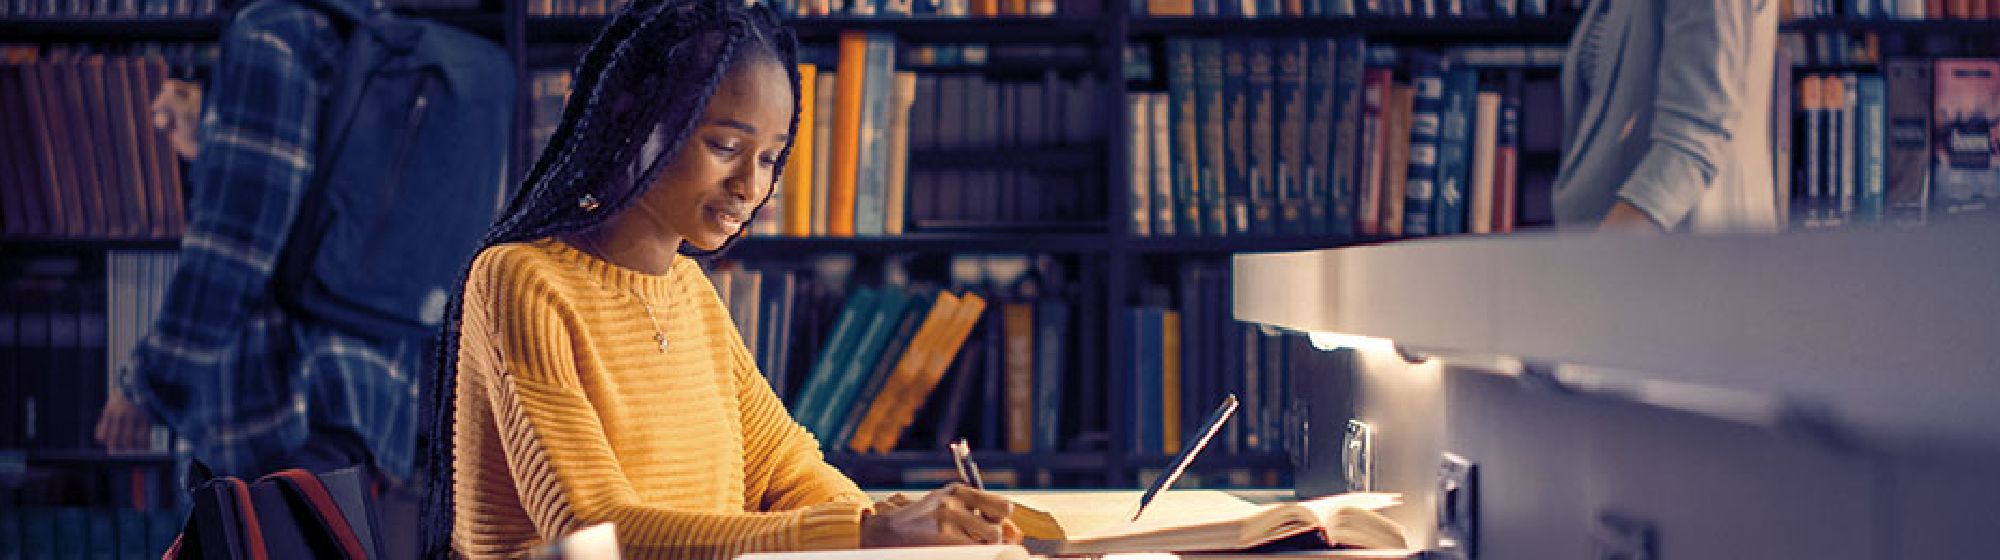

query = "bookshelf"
[38, 0, 1996, 495]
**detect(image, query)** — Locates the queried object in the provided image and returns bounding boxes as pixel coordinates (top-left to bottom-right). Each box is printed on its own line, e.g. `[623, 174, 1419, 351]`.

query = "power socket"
[1342, 420, 1375, 492]
[1436, 452, 1478, 559]
[1432, 452, 1480, 556]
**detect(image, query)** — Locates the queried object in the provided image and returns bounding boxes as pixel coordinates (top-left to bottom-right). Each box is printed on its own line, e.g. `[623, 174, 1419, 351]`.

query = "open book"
[1006, 491, 1407, 556]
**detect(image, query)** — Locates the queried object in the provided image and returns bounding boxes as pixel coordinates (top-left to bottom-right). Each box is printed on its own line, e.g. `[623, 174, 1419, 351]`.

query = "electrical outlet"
[1592, 511, 1657, 560]
[1342, 420, 1374, 492]
[1436, 452, 1478, 559]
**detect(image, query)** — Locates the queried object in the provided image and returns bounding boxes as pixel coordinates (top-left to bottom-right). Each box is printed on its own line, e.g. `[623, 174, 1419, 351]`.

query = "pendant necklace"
[577, 234, 674, 353]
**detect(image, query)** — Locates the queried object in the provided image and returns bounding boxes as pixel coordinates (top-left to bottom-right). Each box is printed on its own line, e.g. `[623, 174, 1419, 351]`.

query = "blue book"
[1402, 52, 1445, 237]
[1330, 36, 1368, 238]
[1801, 75, 1825, 228]
[1246, 39, 1279, 236]
[1327, 0, 1355, 15]
[1521, 0, 1543, 17]
[1845, 0, 1869, 18]
[1304, 38, 1338, 236]
[1275, 38, 1310, 236]
[852, 34, 896, 236]
[1856, 74, 1885, 224]
[1168, 41, 1201, 236]
[979, 310, 1005, 450]
[827, 289, 931, 448]
[791, 287, 881, 431]
[1129, 307, 1162, 455]
[812, 288, 912, 439]
[1434, 66, 1479, 235]
[1033, 298, 1068, 452]
[1195, 40, 1228, 238]
[1222, 40, 1252, 236]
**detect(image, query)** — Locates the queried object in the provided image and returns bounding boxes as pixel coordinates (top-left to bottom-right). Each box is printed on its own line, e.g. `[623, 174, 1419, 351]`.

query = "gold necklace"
[574, 234, 674, 353]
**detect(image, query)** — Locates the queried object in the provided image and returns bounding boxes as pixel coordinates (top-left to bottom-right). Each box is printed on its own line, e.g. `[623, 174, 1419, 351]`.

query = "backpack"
[274, 0, 514, 341]
[167, 466, 381, 560]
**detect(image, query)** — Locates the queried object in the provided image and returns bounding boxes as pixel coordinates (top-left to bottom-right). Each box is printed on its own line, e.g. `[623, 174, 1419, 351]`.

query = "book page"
[1006, 490, 1261, 540]
[734, 545, 1028, 560]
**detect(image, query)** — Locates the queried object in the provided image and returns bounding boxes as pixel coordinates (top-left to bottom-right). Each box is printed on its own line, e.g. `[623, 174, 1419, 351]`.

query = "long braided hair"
[419, 0, 800, 555]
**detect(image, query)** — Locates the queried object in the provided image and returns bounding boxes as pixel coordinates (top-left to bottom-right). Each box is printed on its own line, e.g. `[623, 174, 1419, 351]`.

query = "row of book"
[0, 0, 218, 18]
[0, 508, 182, 560]
[1127, 259, 1295, 457]
[1784, 59, 2000, 229]
[1785, 0, 2000, 19]
[1133, 38, 1564, 239]
[717, 33, 1105, 237]
[0, 251, 176, 453]
[528, 0, 1072, 17]
[0, 46, 197, 240]
[1783, 28, 2000, 68]
[1138, 0, 1584, 18]
[712, 253, 1096, 454]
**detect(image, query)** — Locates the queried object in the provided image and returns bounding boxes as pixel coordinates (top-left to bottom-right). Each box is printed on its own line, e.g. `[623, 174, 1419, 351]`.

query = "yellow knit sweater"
[453, 239, 869, 559]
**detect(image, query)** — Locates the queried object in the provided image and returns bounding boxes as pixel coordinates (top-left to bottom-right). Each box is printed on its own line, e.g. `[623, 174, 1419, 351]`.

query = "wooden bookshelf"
[1779, 17, 2000, 34]
[527, 15, 1106, 43]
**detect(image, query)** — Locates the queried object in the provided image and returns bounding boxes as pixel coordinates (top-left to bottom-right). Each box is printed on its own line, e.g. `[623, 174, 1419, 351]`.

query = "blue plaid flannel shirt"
[116, 0, 423, 484]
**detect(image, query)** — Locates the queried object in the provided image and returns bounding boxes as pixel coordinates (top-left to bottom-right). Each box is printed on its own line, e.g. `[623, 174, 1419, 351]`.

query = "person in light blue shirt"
[1556, 0, 1780, 233]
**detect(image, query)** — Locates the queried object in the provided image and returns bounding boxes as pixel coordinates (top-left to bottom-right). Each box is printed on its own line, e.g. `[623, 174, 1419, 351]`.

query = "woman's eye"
[758, 153, 781, 167]
[708, 139, 740, 155]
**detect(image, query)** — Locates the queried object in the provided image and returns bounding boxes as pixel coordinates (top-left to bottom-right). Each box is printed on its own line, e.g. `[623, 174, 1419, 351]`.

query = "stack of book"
[1137, 0, 1582, 18]
[1785, 0, 2000, 20]
[1788, 58, 2000, 228]
[0, 0, 221, 18]
[1, 250, 177, 454]
[1125, 260, 1300, 458]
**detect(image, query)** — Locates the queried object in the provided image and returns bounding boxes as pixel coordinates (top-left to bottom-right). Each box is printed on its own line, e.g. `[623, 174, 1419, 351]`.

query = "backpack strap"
[261, 469, 371, 560]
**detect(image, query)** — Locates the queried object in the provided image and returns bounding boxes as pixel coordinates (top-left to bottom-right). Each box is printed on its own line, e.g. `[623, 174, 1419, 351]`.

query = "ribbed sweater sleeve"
[724, 328, 871, 513]
[457, 244, 867, 559]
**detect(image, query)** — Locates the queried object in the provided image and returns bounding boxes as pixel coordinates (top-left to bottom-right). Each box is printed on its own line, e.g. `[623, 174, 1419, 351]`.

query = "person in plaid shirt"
[93, 0, 424, 489]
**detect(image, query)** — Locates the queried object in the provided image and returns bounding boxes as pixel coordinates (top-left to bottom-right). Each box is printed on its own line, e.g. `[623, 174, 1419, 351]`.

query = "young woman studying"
[419, 0, 1017, 557]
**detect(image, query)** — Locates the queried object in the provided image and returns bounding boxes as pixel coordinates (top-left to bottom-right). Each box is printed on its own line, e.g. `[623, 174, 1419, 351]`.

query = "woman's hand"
[860, 484, 1021, 547]
[1600, 200, 1663, 233]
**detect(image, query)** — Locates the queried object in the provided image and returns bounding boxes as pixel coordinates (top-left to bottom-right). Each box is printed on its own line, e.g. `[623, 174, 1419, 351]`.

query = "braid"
[418, 1, 800, 556]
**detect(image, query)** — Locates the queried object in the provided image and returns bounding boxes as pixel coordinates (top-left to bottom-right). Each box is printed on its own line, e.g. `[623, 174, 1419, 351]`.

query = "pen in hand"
[949, 438, 985, 490]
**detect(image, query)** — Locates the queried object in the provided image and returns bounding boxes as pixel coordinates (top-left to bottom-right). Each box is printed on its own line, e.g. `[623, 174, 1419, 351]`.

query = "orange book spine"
[1379, 84, 1414, 238]
[973, 0, 999, 16]
[783, 63, 817, 237]
[1002, 303, 1035, 453]
[1927, 0, 1945, 19]
[847, 292, 960, 453]
[828, 33, 868, 237]
[870, 293, 987, 453]
[1950, 0, 1970, 17]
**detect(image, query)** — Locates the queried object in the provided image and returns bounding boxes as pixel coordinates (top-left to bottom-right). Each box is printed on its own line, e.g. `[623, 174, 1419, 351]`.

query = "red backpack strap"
[260, 469, 369, 560]
[227, 478, 269, 560]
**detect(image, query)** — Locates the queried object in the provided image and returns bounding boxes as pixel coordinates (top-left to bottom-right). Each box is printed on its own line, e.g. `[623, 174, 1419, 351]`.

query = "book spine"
[784, 64, 818, 237]
[1357, 66, 1392, 236]
[1328, 37, 1367, 238]
[1196, 40, 1227, 238]
[1274, 38, 1309, 236]
[1838, 73, 1858, 226]
[1160, 309, 1183, 455]
[1304, 38, 1337, 236]
[831, 291, 926, 449]
[884, 72, 917, 235]
[1496, 71, 1521, 232]
[1221, 40, 1251, 236]
[1856, 74, 1886, 225]
[1150, 94, 1177, 237]
[1799, 75, 1824, 228]
[1402, 52, 1444, 237]
[1434, 66, 1477, 235]
[1931, 59, 2000, 216]
[1170, 40, 1203, 236]
[1243, 39, 1278, 236]
[1884, 59, 1931, 225]
[1468, 90, 1501, 234]
[853, 36, 896, 236]
[1381, 84, 1415, 238]
[828, 34, 870, 237]
[1003, 303, 1034, 453]
[1033, 298, 1067, 452]
[811, 72, 838, 236]
[792, 288, 879, 428]
[1130, 93, 1154, 237]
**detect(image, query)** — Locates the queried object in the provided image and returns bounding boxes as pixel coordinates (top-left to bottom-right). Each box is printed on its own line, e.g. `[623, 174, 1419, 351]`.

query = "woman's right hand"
[860, 483, 1017, 547]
